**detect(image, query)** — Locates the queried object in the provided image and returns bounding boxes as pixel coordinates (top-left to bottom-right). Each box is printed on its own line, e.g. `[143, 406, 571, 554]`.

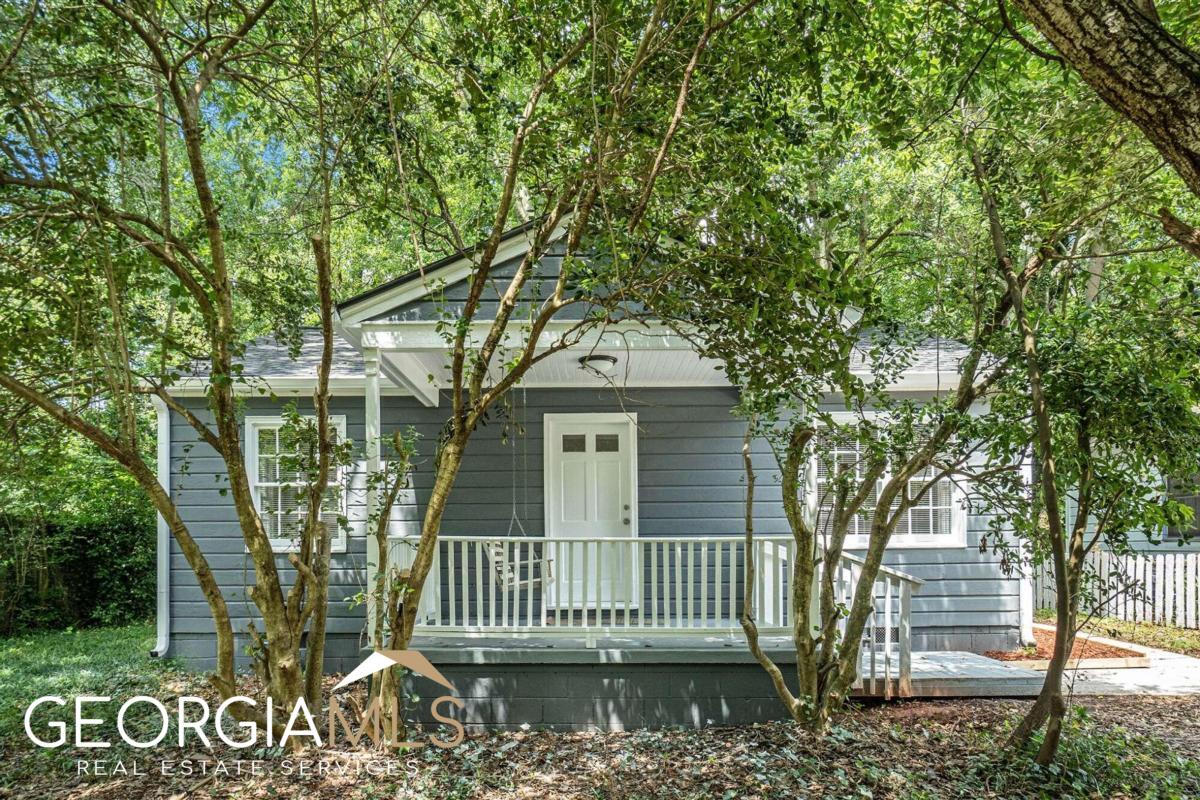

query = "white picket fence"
[1033, 549, 1200, 628]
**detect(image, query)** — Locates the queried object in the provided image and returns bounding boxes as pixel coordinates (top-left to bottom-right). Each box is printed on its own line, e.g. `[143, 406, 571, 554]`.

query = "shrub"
[0, 511, 155, 634]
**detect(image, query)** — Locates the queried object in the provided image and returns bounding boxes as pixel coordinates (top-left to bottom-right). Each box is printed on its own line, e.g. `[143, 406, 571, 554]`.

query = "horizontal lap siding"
[167, 387, 1019, 666]
[168, 396, 369, 661]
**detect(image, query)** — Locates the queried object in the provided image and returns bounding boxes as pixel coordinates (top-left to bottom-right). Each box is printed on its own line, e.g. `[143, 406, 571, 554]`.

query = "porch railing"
[389, 535, 923, 696]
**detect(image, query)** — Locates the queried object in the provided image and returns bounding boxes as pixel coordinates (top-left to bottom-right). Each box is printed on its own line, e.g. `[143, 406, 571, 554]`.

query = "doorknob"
[623, 517, 630, 525]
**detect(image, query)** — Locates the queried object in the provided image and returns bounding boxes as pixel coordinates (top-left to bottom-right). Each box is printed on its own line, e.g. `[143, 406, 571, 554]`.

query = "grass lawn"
[1, 625, 1199, 799]
[0, 624, 195, 794]
[1035, 609, 1200, 656]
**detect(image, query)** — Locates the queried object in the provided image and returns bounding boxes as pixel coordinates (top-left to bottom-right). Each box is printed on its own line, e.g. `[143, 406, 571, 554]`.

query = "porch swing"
[483, 386, 554, 624]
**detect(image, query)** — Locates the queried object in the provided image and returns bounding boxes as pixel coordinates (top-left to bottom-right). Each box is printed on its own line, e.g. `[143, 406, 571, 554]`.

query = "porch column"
[364, 347, 381, 638]
[803, 453, 821, 633]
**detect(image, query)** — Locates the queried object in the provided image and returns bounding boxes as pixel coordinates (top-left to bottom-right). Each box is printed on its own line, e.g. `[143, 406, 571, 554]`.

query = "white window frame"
[245, 415, 350, 553]
[814, 411, 967, 550]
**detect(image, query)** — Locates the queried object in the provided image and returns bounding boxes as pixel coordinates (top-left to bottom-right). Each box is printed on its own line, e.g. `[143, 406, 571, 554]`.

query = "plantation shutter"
[902, 467, 954, 538]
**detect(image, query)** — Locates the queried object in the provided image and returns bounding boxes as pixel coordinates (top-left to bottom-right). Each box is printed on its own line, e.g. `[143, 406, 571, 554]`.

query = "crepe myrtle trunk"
[739, 420, 906, 733]
[740, 423, 807, 725]
[1000, 257, 1086, 764]
[779, 431, 823, 728]
[395, 437, 466, 647]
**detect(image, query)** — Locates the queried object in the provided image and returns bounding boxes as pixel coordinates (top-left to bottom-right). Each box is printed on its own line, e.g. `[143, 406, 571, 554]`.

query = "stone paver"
[1067, 647, 1200, 695]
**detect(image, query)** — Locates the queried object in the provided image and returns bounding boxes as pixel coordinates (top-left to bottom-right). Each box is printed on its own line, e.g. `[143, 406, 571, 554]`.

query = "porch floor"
[410, 634, 1046, 698]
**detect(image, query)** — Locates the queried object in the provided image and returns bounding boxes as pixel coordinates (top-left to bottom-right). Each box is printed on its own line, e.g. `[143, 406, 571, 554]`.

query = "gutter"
[149, 396, 171, 658]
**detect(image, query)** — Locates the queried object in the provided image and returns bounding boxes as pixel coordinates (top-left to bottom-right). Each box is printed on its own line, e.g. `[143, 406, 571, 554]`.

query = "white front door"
[544, 413, 638, 611]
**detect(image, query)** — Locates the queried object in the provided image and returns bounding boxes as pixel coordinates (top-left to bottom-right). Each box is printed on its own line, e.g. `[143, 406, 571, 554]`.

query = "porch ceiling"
[362, 321, 730, 405]
[383, 345, 729, 392]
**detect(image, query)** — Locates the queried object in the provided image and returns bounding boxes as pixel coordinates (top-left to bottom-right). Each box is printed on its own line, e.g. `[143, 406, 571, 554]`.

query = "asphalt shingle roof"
[182, 329, 363, 379]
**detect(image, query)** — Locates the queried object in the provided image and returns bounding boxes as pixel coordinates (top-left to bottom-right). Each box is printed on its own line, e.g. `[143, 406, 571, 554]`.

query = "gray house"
[153, 227, 1039, 728]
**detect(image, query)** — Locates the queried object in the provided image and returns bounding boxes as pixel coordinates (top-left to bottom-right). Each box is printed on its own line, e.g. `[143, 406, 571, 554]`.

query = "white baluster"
[674, 541, 683, 628]
[729, 541, 738, 627]
[502, 540, 510, 629]
[715, 541, 724, 628]
[525, 541, 534, 629]
[582, 541, 590, 631]
[650, 540, 659, 628]
[624, 540, 632, 628]
[899, 580, 913, 697]
[595, 540, 604, 629]
[448, 541, 458, 627]
[883, 577, 893, 700]
[474, 540, 483, 628]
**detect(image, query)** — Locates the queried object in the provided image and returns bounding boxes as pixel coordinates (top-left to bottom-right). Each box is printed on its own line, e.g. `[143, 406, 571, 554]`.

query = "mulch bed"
[985, 626, 1140, 662]
[4, 697, 1199, 799]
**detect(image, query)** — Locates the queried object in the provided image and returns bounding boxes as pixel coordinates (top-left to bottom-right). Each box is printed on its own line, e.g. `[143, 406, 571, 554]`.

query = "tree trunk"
[1001, 253, 1077, 762]
[1160, 208, 1200, 260]
[738, 422, 804, 724]
[395, 438, 466, 648]
[1009, 1, 1200, 197]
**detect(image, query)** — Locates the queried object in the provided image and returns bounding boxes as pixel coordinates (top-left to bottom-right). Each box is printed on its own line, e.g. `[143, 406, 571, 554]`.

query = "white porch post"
[364, 347, 382, 639]
[803, 452, 821, 634]
[1019, 555, 1036, 645]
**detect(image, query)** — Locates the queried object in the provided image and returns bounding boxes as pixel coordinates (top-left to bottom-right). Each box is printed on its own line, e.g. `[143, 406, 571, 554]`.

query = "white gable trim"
[337, 217, 572, 326]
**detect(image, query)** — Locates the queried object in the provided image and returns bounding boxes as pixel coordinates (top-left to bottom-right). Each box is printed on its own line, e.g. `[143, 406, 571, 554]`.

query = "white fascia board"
[358, 319, 690, 352]
[337, 217, 572, 327]
[876, 370, 965, 392]
[166, 376, 413, 398]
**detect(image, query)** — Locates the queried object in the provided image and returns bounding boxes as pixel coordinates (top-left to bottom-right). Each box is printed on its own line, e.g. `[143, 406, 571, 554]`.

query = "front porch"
[392, 534, 934, 698]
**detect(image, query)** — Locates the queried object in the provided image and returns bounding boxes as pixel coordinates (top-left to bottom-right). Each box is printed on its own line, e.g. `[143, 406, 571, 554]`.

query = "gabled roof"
[335, 218, 555, 323]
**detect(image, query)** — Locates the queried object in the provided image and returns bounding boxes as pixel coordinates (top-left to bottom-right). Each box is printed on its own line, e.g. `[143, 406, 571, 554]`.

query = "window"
[813, 427, 965, 549]
[595, 433, 620, 452]
[1167, 476, 1200, 541]
[246, 416, 349, 552]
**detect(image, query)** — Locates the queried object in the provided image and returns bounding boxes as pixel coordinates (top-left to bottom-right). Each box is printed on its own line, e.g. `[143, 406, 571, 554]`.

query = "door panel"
[545, 417, 638, 611]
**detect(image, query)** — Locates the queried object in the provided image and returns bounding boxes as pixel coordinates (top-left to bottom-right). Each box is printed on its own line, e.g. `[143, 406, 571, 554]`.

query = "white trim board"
[167, 376, 413, 398]
[150, 396, 171, 658]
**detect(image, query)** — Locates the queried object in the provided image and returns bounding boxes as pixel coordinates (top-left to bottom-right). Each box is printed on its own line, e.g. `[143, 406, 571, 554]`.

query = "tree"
[653, 121, 1026, 729]
[349, 0, 772, 652]
[961, 82, 1200, 762]
[0, 0, 782, 725]
[0, 0, 355, 721]
[1001, 0, 1200, 255]
[0, 408, 155, 633]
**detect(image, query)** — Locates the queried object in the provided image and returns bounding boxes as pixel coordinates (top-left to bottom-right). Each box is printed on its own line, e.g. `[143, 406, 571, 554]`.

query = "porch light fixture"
[577, 354, 618, 374]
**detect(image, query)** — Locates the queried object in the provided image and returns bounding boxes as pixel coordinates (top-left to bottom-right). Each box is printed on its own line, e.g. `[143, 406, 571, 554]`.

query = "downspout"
[150, 396, 171, 657]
